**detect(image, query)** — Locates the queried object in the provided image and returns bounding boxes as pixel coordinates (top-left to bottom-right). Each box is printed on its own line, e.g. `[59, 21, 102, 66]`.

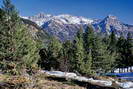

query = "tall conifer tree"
[73, 28, 85, 74]
[0, 0, 41, 73]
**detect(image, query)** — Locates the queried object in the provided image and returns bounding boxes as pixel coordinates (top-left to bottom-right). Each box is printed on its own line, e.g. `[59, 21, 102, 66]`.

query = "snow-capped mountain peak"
[24, 13, 133, 41]
[29, 13, 52, 19]
[27, 13, 94, 26]
[106, 15, 117, 20]
[27, 13, 53, 26]
[55, 14, 93, 24]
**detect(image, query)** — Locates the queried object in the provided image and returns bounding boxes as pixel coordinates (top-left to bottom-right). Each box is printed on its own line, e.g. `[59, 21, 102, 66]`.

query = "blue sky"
[0, 0, 133, 24]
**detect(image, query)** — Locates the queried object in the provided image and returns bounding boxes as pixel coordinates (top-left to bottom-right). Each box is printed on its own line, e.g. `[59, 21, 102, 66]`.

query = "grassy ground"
[0, 73, 85, 89]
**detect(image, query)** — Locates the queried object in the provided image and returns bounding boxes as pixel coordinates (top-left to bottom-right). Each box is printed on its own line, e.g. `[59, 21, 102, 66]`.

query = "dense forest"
[0, 0, 133, 77]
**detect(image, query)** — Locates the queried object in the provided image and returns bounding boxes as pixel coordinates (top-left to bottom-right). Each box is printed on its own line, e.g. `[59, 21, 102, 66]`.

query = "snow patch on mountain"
[27, 13, 94, 26]
[23, 13, 133, 41]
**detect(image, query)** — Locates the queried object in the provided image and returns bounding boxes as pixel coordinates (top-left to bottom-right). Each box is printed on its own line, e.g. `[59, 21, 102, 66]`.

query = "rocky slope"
[93, 15, 133, 36]
[22, 18, 51, 44]
[25, 13, 133, 41]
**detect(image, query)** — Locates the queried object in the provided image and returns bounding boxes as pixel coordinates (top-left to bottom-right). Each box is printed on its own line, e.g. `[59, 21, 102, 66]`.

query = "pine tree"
[84, 25, 95, 53]
[82, 51, 93, 74]
[59, 41, 73, 72]
[73, 28, 85, 74]
[14, 25, 41, 67]
[0, 0, 41, 73]
[84, 25, 98, 73]
[40, 37, 62, 70]
[116, 34, 126, 68]
[0, 8, 7, 60]
[84, 25, 116, 73]
[108, 31, 117, 53]
[116, 33, 133, 72]
[126, 33, 133, 67]
[0, 0, 21, 61]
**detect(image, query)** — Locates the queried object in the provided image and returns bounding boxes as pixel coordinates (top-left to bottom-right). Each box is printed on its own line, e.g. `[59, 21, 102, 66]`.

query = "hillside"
[22, 18, 51, 44]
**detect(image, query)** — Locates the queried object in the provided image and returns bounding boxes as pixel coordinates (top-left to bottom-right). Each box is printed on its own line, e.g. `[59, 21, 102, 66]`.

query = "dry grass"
[0, 71, 122, 89]
[0, 73, 85, 89]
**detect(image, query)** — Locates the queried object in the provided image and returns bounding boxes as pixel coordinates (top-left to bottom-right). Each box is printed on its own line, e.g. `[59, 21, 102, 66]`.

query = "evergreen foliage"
[84, 25, 116, 74]
[73, 28, 85, 74]
[0, 0, 132, 77]
[0, 0, 41, 74]
[59, 41, 73, 72]
[116, 33, 133, 68]
[38, 37, 62, 70]
[108, 31, 117, 53]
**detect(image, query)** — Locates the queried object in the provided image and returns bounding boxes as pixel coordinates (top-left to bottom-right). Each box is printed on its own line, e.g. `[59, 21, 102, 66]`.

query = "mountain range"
[23, 13, 133, 41]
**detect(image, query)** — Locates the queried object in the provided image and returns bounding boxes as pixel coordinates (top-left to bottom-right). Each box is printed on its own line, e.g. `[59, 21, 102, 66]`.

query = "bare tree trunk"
[122, 68, 124, 73]
[130, 67, 132, 72]
[119, 68, 120, 73]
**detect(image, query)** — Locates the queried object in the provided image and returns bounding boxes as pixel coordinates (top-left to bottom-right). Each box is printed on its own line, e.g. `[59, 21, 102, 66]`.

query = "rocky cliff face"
[25, 13, 133, 41]
[93, 15, 133, 36]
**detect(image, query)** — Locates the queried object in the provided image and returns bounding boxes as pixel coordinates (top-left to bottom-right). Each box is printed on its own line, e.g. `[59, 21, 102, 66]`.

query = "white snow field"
[41, 70, 133, 89]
